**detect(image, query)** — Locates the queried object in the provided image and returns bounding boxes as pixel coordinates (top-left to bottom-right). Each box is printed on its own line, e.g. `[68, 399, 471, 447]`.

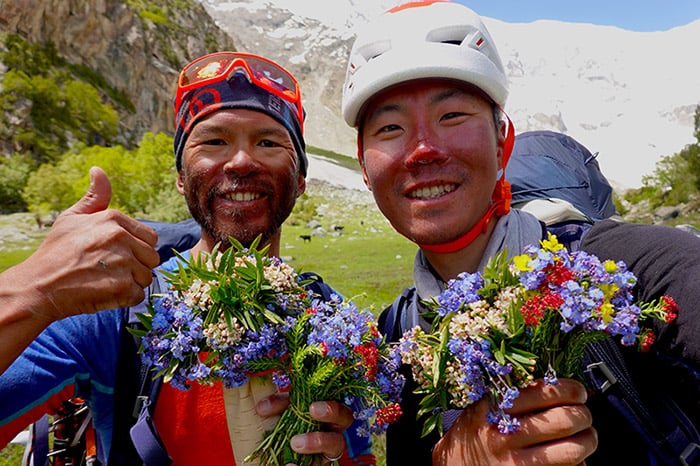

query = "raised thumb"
[65, 166, 112, 215]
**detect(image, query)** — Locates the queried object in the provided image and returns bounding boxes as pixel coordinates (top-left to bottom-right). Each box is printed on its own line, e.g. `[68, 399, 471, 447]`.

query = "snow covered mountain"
[198, 0, 700, 189]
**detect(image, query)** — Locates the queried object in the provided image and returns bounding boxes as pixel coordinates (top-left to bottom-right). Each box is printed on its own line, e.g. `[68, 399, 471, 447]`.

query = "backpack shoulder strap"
[111, 271, 172, 466]
[545, 220, 592, 252]
[22, 414, 49, 466]
[298, 271, 335, 301]
[379, 287, 418, 342]
[584, 339, 700, 465]
[128, 271, 172, 466]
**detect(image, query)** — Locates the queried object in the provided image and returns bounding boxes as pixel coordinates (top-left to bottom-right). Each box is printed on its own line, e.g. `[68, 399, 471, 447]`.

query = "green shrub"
[22, 132, 177, 217]
[0, 155, 35, 213]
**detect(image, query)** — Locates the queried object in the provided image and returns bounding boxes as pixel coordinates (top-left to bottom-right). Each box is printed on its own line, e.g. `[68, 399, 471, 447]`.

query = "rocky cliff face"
[0, 0, 235, 146]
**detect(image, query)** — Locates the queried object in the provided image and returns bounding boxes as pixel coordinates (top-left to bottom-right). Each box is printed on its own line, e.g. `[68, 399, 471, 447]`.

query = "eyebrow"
[366, 88, 479, 123]
[255, 126, 290, 140]
[192, 123, 289, 140]
[431, 88, 471, 105]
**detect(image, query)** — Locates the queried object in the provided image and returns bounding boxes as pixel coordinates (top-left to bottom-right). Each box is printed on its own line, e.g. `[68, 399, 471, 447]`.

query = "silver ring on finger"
[322, 451, 343, 463]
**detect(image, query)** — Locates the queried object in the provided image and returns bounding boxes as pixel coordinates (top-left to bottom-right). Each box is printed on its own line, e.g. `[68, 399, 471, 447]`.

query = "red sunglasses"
[175, 52, 303, 130]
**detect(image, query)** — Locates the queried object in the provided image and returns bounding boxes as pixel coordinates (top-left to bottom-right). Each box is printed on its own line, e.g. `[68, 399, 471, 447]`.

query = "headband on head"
[173, 73, 307, 175]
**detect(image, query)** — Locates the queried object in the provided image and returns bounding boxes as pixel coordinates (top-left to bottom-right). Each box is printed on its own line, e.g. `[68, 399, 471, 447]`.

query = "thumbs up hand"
[16, 167, 161, 321]
[63, 165, 114, 216]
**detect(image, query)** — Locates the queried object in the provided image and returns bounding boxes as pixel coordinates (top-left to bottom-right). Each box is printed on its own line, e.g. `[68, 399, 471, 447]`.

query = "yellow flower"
[541, 233, 564, 252]
[513, 254, 532, 271]
[603, 260, 618, 273]
[598, 283, 620, 299]
[600, 302, 615, 324]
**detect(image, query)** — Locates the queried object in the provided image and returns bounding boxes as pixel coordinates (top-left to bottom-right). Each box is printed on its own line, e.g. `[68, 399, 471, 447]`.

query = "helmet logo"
[388, 0, 447, 14]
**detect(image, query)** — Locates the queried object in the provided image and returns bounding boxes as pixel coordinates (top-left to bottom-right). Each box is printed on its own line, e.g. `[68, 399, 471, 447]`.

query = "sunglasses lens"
[244, 56, 298, 97]
[180, 54, 235, 87]
[179, 53, 297, 98]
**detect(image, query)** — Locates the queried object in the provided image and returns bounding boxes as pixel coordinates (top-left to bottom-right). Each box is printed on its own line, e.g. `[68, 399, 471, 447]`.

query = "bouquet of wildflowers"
[133, 237, 404, 466]
[398, 234, 678, 437]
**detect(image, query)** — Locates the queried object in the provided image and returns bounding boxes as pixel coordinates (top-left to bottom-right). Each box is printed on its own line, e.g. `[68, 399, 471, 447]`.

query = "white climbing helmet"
[342, 0, 508, 127]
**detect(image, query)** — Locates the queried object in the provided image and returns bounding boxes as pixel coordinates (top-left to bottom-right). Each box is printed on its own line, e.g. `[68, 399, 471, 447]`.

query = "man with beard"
[0, 52, 367, 465]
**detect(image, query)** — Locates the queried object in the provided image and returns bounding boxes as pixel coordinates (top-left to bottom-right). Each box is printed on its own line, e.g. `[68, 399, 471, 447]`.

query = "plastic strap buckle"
[681, 442, 700, 466]
[133, 395, 150, 419]
[585, 361, 618, 393]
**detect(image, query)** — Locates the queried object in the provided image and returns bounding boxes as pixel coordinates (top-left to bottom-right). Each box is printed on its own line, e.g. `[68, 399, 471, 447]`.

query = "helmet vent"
[358, 40, 392, 64]
[426, 25, 471, 46]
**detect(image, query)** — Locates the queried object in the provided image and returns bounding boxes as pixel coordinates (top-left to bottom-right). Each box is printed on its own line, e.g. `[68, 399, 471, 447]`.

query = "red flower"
[662, 295, 678, 323]
[640, 331, 656, 352]
[521, 292, 564, 326]
[354, 343, 379, 380]
[543, 263, 575, 287]
[376, 402, 403, 426]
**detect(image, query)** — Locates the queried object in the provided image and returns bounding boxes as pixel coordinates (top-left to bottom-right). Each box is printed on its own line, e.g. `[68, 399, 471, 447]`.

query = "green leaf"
[421, 413, 442, 438]
[134, 311, 153, 331]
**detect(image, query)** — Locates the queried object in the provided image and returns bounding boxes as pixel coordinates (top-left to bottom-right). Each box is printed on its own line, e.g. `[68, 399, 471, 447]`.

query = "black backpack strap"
[110, 271, 172, 466]
[546, 220, 593, 252]
[129, 395, 170, 466]
[379, 287, 417, 342]
[585, 339, 700, 466]
[298, 271, 336, 301]
[23, 415, 49, 466]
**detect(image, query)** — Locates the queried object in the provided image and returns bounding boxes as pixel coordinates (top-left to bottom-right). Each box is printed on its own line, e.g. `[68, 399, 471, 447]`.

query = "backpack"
[380, 130, 700, 466]
[506, 129, 619, 224]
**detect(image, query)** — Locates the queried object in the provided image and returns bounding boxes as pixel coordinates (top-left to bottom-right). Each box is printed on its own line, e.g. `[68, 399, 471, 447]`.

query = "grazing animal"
[299, 234, 312, 243]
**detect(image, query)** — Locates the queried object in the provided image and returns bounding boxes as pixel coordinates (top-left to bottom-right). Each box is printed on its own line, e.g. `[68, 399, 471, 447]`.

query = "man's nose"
[223, 146, 259, 174]
[404, 137, 448, 168]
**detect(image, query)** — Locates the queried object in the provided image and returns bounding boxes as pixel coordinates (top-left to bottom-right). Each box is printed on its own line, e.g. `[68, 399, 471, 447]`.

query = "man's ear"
[496, 119, 507, 169]
[361, 164, 372, 191]
[176, 170, 185, 195]
[296, 171, 306, 198]
[357, 135, 372, 191]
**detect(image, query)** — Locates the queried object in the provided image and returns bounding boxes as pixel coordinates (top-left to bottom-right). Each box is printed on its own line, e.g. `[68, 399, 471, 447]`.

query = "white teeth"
[228, 192, 261, 201]
[409, 184, 456, 199]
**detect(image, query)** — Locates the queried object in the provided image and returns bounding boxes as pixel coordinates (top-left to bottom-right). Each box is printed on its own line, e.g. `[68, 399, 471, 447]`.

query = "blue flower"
[436, 272, 484, 316]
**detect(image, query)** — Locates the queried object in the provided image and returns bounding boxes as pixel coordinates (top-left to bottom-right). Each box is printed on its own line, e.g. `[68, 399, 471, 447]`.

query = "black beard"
[183, 176, 297, 251]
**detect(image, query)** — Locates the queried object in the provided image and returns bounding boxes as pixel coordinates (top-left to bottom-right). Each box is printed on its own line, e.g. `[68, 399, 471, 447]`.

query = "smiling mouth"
[226, 192, 262, 202]
[408, 184, 457, 200]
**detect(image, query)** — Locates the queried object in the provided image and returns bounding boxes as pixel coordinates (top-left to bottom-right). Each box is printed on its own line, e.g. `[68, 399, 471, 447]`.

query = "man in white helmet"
[342, 1, 597, 464]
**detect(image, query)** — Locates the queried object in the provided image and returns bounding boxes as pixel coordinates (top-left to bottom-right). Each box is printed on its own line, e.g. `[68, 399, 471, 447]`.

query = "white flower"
[203, 318, 245, 349]
[264, 262, 298, 292]
[183, 279, 215, 308]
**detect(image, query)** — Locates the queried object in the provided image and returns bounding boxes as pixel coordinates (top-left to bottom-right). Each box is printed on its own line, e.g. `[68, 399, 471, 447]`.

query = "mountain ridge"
[199, 0, 700, 189]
